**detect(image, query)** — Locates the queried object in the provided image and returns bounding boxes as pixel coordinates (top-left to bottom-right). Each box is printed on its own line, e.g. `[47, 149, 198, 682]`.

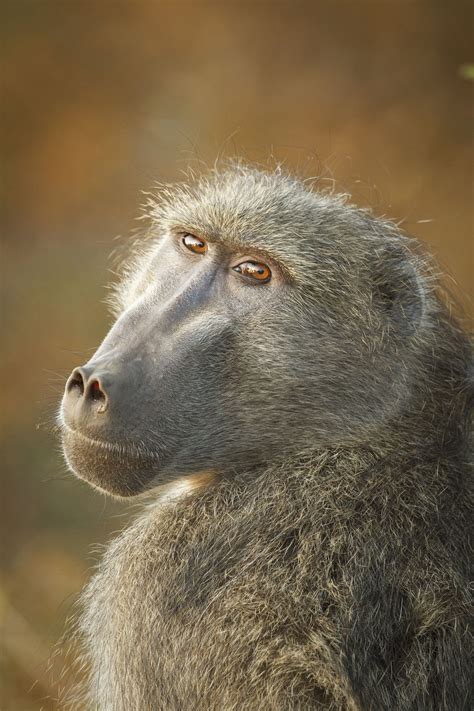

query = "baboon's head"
[60, 165, 428, 496]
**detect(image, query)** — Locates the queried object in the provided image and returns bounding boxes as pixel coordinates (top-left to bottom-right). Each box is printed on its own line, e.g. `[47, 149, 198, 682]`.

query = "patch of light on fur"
[159, 478, 194, 504]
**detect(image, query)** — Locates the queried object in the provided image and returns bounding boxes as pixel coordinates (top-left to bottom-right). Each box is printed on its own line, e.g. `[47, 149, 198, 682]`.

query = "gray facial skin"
[60, 167, 429, 497]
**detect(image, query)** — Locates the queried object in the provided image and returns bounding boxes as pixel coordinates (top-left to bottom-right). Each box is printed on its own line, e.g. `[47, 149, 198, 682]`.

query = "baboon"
[59, 163, 472, 710]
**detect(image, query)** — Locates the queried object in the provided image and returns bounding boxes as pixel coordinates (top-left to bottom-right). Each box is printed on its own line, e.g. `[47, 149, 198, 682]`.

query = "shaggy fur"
[62, 164, 472, 710]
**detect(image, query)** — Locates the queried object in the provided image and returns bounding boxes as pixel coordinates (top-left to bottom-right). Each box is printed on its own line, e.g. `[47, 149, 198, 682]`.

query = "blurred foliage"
[1, 0, 472, 708]
[459, 62, 474, 80]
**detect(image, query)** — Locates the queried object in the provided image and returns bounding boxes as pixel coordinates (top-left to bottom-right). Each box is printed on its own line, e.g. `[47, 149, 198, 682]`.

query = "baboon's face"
[60, 170, 423, 496]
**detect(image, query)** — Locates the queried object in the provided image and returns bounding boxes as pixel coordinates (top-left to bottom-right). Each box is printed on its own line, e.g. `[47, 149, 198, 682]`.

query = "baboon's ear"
[372, 243, 426, 336]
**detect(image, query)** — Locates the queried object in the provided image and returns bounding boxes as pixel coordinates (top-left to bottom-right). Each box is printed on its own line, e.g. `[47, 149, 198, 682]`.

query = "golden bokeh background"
[1, 1, 472, 708]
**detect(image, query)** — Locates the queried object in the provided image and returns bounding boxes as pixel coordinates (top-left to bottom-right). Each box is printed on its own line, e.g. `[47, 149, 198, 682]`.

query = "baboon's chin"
[61, 426, 162, 498]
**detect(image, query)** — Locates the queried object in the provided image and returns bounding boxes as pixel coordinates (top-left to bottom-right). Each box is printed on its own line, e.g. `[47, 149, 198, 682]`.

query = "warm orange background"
[1, 2, 472, 708]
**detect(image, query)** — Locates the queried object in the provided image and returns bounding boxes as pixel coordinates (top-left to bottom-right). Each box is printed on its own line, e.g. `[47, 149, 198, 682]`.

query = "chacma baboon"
[59, 163, 472, 710]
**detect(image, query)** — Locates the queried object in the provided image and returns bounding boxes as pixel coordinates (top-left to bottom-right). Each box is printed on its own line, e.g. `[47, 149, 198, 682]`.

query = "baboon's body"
[82, 447, 471, 710]
[62, 166, 472, 710]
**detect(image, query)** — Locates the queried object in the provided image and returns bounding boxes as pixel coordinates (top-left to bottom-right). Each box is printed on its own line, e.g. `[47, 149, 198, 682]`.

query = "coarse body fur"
[61, 164, 472, 710]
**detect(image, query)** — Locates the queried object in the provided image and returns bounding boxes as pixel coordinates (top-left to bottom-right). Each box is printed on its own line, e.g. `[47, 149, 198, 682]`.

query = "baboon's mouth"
[61, 424, 161, 497]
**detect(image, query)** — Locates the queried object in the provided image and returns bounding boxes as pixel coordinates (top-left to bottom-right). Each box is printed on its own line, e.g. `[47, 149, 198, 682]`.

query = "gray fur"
[60, 163, 472, 710]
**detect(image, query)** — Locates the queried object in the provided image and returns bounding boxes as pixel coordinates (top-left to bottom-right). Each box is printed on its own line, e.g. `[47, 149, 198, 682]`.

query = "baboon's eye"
[182, 233, 207, 254]
[233, 261, 271, 283]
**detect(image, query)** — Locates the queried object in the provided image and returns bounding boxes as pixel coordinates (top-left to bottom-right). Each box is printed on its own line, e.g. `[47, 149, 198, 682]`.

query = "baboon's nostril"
[84, 376, 108, 413]
[90, 379, 106, 404]
[67, 369, 85, 396]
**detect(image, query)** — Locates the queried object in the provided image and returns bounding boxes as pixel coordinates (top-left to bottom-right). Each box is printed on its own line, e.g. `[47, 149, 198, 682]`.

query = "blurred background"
[1, 1, 472, 708]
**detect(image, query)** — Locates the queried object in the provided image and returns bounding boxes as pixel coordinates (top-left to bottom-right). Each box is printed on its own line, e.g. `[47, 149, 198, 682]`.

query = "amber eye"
[233, 261, 271, 283]
[182, 233, 207, 254]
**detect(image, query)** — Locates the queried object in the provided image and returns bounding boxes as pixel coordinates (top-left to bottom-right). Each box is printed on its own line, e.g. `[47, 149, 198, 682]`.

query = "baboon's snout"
[61, 342, 150, 440]
[60, 354, 164, 496]
[62, 364, 112, 432]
